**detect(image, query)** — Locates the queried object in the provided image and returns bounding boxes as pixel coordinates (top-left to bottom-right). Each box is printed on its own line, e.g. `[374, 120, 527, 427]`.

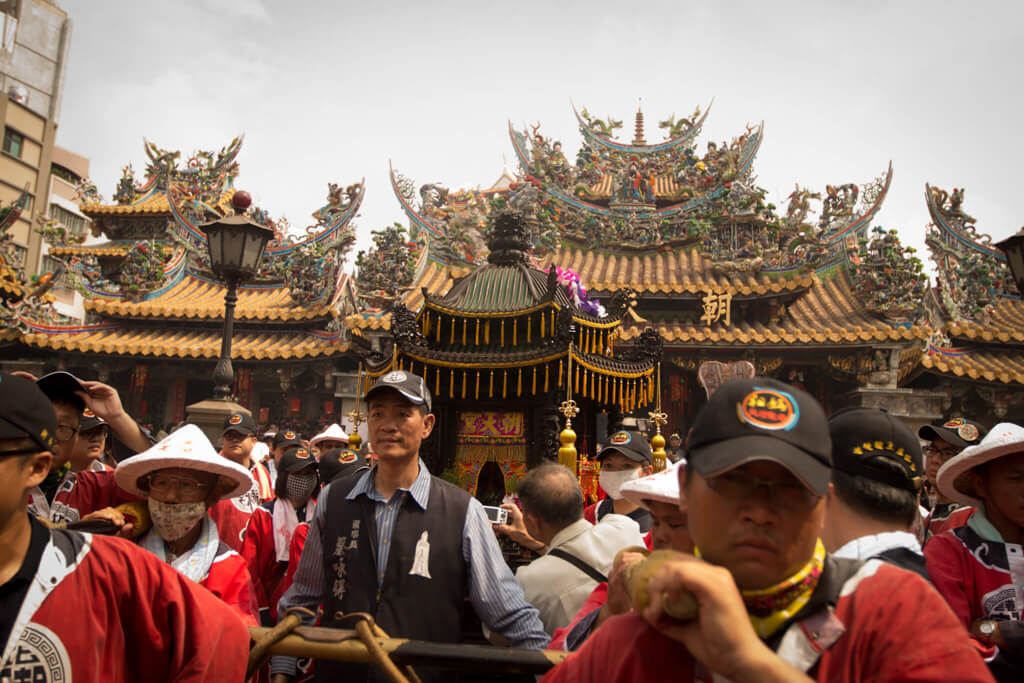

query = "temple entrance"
[450, 410, 528, 499]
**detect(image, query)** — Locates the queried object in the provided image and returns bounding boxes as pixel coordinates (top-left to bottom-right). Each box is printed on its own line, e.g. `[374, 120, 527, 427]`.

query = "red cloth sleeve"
[203, 552, 259, 628]
[241, 507, 274, 610]
[583, 502, 597, 525]
[97, 536, 251, 682]
[549, 582, 608, 651]
[56, 469, 143, 519]
[923, 532, 997, 661]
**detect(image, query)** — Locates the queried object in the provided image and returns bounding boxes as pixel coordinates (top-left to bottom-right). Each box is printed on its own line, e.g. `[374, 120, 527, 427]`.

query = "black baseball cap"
[272, 429, 303, 450]
[79, 408, 106, 432]
[319, 447, 367, 483]
[221, 411, 257, 438]
[36, 371, 86, 412]
[918, 418, 986, 450]
[597, 429, 652, 465]
[279, 446, 319, 474]
[366, 370, 432, 412]
[830, 407, 923, 492]
[685, 377, 832, 495]
[0, 373, 57, 453]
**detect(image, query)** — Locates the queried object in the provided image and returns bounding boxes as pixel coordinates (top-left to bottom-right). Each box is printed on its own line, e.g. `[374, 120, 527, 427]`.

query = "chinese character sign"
[701, 290, 732, 326]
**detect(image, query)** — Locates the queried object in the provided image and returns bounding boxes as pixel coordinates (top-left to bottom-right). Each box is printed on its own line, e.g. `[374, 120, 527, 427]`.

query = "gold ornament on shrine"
[347, 362, 366, 450]
[557, 341, 580, 473]
[649, 362, 668, 472]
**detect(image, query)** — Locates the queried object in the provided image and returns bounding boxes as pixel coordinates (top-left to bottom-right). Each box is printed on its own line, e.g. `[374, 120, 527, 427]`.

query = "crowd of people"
[1, 367, 1022, 681]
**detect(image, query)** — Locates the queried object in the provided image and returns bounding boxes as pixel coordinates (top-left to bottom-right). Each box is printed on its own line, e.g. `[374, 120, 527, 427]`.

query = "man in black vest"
[821, 407, 929, 579]
[271, 370, 548, 682]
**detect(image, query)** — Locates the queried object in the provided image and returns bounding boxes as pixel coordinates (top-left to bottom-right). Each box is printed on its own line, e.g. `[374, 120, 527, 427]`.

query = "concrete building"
[0, 0, 70, 278]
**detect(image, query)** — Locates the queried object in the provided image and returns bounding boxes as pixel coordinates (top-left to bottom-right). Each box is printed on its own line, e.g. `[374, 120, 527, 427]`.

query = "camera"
[482, 505, 508, 525]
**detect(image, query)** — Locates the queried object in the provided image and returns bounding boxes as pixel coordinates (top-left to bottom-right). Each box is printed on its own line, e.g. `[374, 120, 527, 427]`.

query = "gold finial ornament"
[558, 341, 580, 473]
[347, 362, 366, 450]
[649, 363, 668, 471]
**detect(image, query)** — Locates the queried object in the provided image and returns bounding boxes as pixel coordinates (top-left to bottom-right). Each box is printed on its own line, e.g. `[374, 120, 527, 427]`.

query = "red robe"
[242, 501, 316, 622]
[209, 484, 262, 553]
[925, 525, 1024, 671]
[924, 505, 975, 544]
[50, 468, 144, 523]
[202, 545, 260, 627]
[541, 561, 992, 682]
[0, 528, 249, 682]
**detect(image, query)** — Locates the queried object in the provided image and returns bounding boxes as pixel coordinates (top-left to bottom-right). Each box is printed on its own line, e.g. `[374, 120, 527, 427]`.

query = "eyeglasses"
[704, 471, 821, 511]
[147, 474, 211, 501]
[923, 445, 959, 460]
[222, 432, 251, 443]
[54, 425, 78, 443]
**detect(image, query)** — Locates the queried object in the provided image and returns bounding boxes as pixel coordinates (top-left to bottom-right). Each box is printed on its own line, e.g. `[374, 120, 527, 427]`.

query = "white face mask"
[148, 499, 207, 541]
[599, 468, 641, 500]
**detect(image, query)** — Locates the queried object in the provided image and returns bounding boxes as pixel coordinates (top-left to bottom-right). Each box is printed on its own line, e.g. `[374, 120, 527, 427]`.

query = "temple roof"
[625, 270, 928, 347]
[946, 298, 1024, 344]
[85, 271, 334, 323]
[921, 345, 1024, 385]
[21, 325, 348, 360]
[540, 246, 815, 296]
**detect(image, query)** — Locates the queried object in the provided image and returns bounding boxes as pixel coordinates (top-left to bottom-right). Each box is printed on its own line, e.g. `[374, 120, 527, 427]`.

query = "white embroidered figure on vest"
[410, 530, 431, 578]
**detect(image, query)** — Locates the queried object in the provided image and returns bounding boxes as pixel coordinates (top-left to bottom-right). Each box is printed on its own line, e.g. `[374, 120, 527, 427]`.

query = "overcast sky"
[57, 0, 1024, 274]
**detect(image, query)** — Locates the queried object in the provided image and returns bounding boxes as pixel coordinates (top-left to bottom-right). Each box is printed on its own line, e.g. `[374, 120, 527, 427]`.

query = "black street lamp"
[200, 191, 275, 401]
[996, 227, 1024, 295]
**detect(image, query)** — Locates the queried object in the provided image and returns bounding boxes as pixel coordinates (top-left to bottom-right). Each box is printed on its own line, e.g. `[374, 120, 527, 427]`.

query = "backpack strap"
[548, 548, 608, 583]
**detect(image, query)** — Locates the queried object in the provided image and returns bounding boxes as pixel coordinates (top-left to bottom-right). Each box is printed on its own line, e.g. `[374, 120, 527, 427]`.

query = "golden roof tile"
[922, 348, 1024, 384]
[85, 273, 331, 322]
[946, 298, 1024, 343]
[23, 326, 347, 360]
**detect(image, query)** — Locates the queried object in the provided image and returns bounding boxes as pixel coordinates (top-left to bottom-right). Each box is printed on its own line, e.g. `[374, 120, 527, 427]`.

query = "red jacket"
[250, 462, 274, 502]
[202, 545, 260, 628]
[925, 525, 1024, 672]
[50, 469, 144, 523]
[924, 504, 975, 544]
[541, 560, 992, 682]
[1, 528, 249, 682]
[209, 484, 262, 553]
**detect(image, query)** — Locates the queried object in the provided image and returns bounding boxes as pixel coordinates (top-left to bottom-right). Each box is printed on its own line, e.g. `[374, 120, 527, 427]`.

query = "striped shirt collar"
[346, 458, 431, 510]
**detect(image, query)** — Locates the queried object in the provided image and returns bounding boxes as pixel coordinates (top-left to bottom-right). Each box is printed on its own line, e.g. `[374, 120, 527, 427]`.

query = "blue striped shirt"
[271, 459, 549, 676]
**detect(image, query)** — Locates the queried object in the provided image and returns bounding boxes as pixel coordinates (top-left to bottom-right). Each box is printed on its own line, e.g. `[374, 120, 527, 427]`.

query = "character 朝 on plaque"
[701, 290, 732, 326]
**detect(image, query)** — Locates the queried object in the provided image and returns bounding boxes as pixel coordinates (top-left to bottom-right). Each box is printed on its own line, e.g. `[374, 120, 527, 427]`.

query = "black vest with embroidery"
[317, 471, 470, 683]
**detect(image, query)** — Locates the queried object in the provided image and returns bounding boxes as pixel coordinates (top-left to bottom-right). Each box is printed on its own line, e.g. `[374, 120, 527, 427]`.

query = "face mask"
[599, 468, 641, 500]
[285, 471, 318, 503]
[148, 499, 206, 541]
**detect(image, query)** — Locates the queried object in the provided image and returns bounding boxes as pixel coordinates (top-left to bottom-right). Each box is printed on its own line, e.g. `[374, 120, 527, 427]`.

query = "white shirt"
[515, 515, 644, 635]
[833, 531, 923, 561]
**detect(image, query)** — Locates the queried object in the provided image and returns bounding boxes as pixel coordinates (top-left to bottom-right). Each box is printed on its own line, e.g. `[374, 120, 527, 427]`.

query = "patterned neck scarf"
[695, 538, 826, 639]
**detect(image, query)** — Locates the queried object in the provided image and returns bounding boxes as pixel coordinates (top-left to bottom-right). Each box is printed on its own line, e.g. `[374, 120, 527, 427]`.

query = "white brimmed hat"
[621, 459, 686, 510]
[115, 424, 253, 500]
[936, 422, 1024, 507]
[311, 423, 349, 446]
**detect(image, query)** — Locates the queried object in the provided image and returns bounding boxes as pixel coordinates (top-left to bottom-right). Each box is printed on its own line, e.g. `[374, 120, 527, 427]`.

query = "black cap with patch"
[79, 408, 106, 432]
[36, 371, 86, 413]
[221, 411, 257, 438]
[279, 446, 319, 474]
[918, 418, 986, 450]
[319, 447, 367, 483]
[0, 373, 57, 453]
[685, 377, 832, 495]
[829, 407, 924, 492]
[366, 369, 432, 413]
[597, 429, 652, 465]
[272, 429, 303, 450]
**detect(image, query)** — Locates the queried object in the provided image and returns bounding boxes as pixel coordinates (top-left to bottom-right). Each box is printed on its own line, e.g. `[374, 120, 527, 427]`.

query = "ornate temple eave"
[20, 325, 350, 361]
[946, 298, 1024, 344]
[921, 345, 1024, 385]
[924, 183, 1006, 261]
[823, 161, 894, 245]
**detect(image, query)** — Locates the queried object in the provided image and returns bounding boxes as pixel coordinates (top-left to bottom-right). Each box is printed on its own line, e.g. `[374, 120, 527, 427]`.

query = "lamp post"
[200, 191, 275, 401]
[996, 226, 1024, 295]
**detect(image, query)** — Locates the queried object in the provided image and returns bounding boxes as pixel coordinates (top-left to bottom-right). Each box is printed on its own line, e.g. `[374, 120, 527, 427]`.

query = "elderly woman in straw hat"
[924, 422, 1024, 679]
[115, 424, 259, 627]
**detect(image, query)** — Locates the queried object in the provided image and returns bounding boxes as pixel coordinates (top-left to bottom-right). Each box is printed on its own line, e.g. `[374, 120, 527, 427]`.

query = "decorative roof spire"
[633, 100, 646, 145]
[487, 209, 531, 266]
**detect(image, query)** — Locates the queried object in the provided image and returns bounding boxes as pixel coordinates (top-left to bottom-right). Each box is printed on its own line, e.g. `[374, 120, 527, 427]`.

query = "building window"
[0, 0, 18, 54]
[50, 204, 86, 236]
[51, 163, 81, 185]
[11, 243, 26, 267]
[3, 127, 23, 158]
